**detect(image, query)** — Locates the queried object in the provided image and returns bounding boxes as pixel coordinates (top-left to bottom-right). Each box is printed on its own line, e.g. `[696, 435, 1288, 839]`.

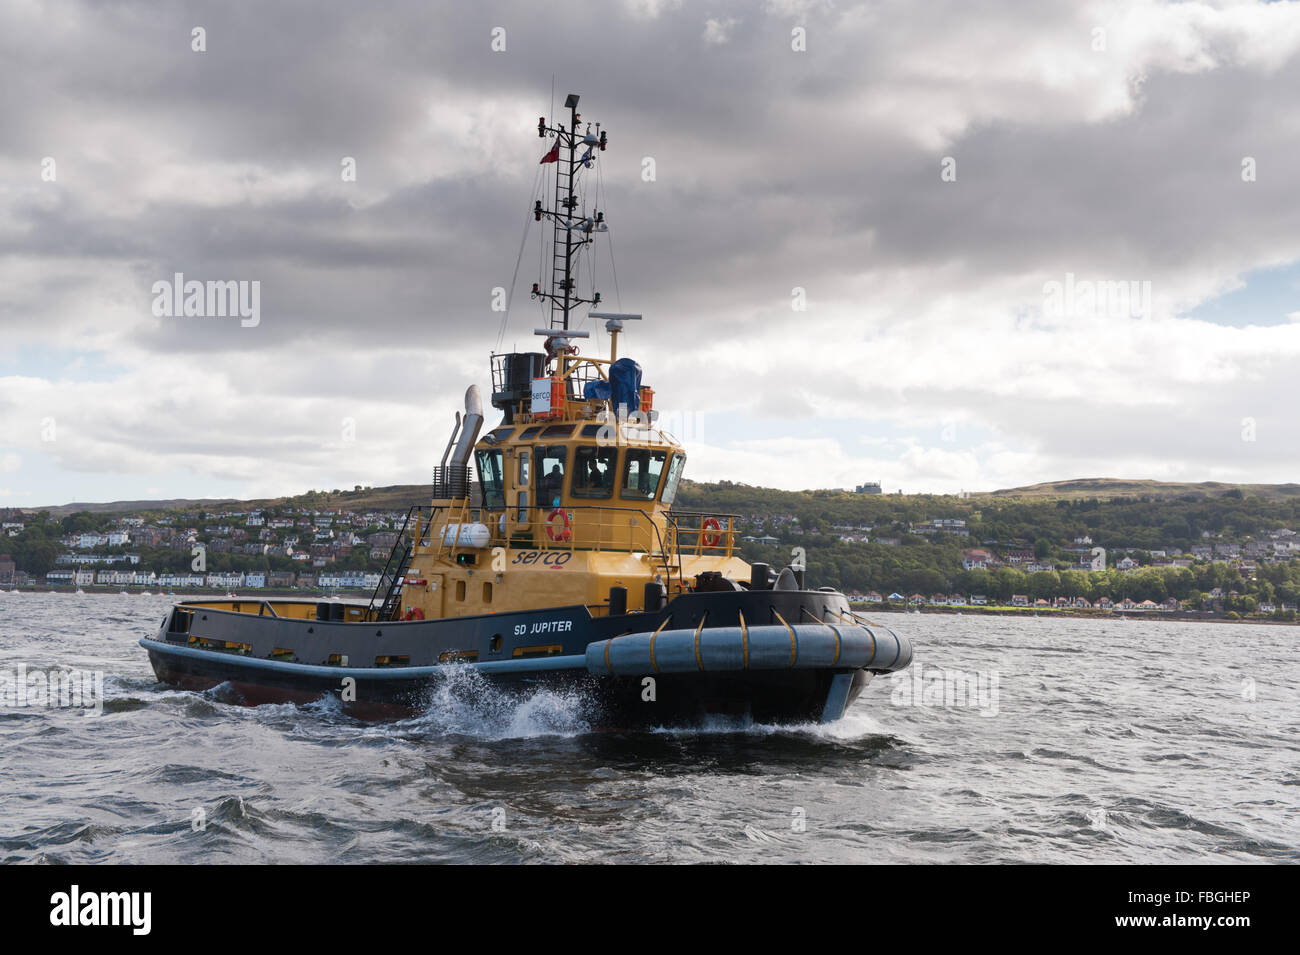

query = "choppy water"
[1, 592, 1296, 864]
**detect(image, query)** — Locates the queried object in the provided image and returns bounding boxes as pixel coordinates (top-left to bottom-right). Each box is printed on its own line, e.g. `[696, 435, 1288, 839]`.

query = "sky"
[2, 0, 1300, 507]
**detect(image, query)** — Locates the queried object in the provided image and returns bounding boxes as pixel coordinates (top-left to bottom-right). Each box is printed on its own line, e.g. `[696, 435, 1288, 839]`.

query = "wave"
[396, 665, 592, 740]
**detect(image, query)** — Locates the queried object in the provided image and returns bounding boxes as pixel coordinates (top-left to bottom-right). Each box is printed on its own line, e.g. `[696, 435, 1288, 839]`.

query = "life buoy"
[403, 607, 425, 621]
[546, 507, 572, 542]
[701, 517, 723, 547]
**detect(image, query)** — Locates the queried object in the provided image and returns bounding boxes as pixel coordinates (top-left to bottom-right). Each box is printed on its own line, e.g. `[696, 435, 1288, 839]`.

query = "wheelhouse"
[475, 429, 685, 515]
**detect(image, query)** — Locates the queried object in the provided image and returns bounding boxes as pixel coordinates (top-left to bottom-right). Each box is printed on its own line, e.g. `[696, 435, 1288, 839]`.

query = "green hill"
[11, 476, 1300, 611]
[977, 478, 1300, 502]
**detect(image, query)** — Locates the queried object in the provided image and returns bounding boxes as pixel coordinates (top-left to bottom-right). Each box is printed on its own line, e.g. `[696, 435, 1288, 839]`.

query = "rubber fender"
[586, 623, 912, 676]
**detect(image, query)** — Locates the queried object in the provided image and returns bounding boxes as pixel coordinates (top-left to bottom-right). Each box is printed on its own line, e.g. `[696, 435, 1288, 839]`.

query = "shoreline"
[853, 603, 1299, 626]
[0, 585, 374, 600]
[4, 586, 1295, 625]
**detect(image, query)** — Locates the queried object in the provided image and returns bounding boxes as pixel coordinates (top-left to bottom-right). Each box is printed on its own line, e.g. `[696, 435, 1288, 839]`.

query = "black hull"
[142, 587, 905, 729]
[144, 644, 873, 727]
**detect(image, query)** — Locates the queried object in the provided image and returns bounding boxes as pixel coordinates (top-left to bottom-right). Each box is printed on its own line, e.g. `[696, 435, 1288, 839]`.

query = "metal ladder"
[367, 508, 418, 620]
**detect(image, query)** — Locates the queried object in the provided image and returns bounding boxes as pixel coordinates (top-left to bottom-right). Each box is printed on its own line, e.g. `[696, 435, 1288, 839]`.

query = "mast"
[532, 92, 608, 331]
[493, 92, 614, 423]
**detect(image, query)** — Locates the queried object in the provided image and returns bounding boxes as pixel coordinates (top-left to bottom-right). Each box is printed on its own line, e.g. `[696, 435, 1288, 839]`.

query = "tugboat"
[140, 93, 911, 727]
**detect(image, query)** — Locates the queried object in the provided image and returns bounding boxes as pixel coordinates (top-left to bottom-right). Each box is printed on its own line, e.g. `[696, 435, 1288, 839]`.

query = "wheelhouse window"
[516, 451, 531, 520]
[621, 449, 668, 500]
[536, 446, 567, 507]
[475, 449, 506, 508]
[571, 445, 618, 498]
[661, 453, 686, 505]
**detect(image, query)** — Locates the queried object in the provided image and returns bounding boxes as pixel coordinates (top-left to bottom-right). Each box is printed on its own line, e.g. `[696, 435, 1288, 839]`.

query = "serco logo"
[509, 551, 572, 567]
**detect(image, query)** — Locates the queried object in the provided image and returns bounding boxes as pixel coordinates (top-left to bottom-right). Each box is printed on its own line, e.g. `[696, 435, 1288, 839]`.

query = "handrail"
[366, 506, 419, 616]
[387, 501, 741, 597]
[665, 512, 738, 559]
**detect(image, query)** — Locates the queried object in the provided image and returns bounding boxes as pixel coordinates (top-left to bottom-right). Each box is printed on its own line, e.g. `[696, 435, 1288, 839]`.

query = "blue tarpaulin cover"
[586, 358, 641, 413]
[608, 357, 642, 414]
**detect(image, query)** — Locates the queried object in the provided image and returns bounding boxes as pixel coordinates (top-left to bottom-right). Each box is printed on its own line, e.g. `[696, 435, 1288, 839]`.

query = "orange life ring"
[403, 607, 425, 621]
[701, 517, 723, 547]
[546, 507, 572, 542]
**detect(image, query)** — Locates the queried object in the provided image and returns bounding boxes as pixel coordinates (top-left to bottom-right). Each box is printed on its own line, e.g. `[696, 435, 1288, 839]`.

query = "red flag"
[539, 138, 560, 164]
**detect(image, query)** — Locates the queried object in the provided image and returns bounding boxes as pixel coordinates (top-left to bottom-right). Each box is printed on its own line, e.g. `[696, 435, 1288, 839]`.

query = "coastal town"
[3, 488, 1300, 620]
[699, 483, 1300, 621]
[0, 503, 404, 595]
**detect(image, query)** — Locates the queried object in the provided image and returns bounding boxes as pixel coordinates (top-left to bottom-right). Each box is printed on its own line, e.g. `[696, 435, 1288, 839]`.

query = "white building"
[317, 571, 382, 590]
[158, 573, 206, 588]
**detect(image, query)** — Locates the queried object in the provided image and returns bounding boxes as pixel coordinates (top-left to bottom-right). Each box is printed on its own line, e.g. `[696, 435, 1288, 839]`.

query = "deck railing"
[381, 503, 741, 595]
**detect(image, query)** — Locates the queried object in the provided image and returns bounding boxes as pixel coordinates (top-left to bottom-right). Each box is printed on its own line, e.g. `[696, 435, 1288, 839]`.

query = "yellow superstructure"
[396, 347, 749, 622]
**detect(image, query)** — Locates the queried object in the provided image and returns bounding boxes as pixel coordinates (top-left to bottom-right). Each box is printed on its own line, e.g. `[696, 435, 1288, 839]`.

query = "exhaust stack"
[449, 386, 484, 471]
[432, 388, 483, 500]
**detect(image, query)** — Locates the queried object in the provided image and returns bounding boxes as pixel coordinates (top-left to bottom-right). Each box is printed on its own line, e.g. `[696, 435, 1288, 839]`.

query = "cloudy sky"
[2, 0, 1300, 506]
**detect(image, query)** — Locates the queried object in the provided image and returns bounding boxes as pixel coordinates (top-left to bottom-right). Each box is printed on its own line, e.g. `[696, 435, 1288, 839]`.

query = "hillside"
[34, 486, 431, 518]
[976, 478, 1300, 502]
[10, 475, 1300, 613]
[30, 477, 1300, 516]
